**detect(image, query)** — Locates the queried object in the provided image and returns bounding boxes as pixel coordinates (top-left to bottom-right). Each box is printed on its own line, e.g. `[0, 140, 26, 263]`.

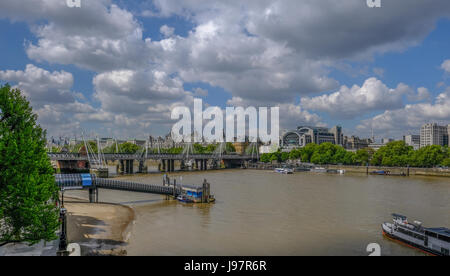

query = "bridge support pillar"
[170, 160, 175, 172]
[161, 160, 166, 172]
[203, 159, 207, 171]
[119, 160, 124, 174]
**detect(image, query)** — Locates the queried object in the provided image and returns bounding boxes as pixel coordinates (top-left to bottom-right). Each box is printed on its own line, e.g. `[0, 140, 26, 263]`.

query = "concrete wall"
[326, 165, 450, 177]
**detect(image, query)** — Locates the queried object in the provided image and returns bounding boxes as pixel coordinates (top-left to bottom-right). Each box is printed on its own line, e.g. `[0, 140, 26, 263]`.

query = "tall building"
[448, 124, 450, 146]
[420, 123, 448, 148]
[282, 126, 343, 148]
[403, 135, 420, 150]
[330, 126, 344, 146]
[381, 138, 394, 144]
[344, 136, 373, 151]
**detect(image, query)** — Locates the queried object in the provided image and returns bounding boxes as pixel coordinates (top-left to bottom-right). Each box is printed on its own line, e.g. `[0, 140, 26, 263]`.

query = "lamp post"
[57, 207, 68, 256]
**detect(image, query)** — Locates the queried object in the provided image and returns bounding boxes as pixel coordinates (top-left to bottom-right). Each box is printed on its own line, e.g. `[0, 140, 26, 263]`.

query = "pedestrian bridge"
[55, 174, 181, 196]
[54, 174, 215, 203]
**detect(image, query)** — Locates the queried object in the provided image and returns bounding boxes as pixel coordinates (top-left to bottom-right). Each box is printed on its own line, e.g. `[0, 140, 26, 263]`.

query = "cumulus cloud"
[151, 0, 450, 59]
[160, 25, 175, 37]
[357, 87, 450, 137]
[1, 0, 450, 137]
[0, 64, 75, 106]
[0, 64, 96, 135]
[90, 68, 195, 137]
[0, 0, 150, 72]
[441, 59, 450, 73]
[301, 78, 411, 119]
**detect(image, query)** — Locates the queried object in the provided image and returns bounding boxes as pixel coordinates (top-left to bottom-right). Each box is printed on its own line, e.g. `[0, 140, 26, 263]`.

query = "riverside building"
[420, 123, 449, 148]
[282, 126, 343, 148]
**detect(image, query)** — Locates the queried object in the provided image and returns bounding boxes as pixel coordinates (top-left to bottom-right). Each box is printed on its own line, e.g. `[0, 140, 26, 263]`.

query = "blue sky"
[0, 0, 449, 140]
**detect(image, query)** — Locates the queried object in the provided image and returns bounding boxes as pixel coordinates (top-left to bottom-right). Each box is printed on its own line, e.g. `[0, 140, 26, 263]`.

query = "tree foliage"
[259, 141, 449, 167]
[0, 85, 59, 245]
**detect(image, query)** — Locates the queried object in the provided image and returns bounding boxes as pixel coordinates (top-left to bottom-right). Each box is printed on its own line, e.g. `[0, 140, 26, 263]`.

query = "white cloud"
[0, 64, 97, 136]
[357, 88, 450, 137]
[0, 1, 151, 72]
[301, 78, 409, 119]
[160, 25, 175, 37]
[408, 87, 431, 102]
[441, 59, 450, 73]
[1, 0, 450, 137]
[0, 64, 74, 105]
[194, 88, 208, 97]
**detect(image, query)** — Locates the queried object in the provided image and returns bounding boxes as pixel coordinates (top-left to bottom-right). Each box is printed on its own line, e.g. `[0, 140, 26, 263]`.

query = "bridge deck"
[48, 153, 258, 161]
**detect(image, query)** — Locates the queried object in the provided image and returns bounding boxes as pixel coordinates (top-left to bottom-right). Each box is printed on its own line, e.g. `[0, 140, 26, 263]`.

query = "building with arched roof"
[282, 126, 343, 148]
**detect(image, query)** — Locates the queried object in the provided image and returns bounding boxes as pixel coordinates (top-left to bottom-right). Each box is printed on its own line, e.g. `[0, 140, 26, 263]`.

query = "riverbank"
[64, 197, 134, 256]
[325, 165, 450, 177]
[248, 164, 450, 177]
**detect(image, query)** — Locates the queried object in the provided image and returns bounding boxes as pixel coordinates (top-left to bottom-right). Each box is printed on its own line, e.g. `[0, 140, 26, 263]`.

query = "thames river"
[76, 170, 450, 256]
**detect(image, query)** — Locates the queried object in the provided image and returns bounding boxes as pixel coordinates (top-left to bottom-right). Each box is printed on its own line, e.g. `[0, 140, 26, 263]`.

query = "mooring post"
[89, 188, 95, 203]
[173, 179, 177, 197]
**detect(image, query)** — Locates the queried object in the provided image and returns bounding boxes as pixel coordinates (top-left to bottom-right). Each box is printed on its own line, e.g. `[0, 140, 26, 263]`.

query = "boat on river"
[382, 213, 450, 256]
[274, 168, 294, 174]
[310, 167, 327, 173]
[371, 170, 406, 176]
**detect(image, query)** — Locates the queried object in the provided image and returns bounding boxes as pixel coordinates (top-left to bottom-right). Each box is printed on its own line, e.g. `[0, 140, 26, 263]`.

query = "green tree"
[72, 141, 98, 154]
[372, 141, 413, 167]
[260, 153, 271, 163]
[119, 142, 140, 153]
[0, 85, 59, 245]
[280, 152, 290, 162]
[442, 158, 450, 167]
[300, 143, 318, 163]
[409, 145, 446, 168]
[288, 148, 302, 160]
[355, 149, 371, 166]
[225, 142, 236, 153]
[193, 143, 206, 154]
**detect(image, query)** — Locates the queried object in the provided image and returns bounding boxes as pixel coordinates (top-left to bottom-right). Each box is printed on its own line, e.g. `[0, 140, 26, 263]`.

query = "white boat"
[274, 168, 294, 174]
[382, 213, 449, 256]
[310, 167, 327, 173]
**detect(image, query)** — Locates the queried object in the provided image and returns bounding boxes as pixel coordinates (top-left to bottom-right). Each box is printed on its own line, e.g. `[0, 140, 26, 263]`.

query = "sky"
[0, 0, 449, 141]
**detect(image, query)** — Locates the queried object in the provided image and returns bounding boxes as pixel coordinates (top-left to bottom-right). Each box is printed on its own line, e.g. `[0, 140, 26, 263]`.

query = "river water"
[71, 170, 450, 256]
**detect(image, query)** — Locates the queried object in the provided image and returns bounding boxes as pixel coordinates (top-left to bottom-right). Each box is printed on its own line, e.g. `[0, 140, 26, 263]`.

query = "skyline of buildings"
[48, 121, 450, 153]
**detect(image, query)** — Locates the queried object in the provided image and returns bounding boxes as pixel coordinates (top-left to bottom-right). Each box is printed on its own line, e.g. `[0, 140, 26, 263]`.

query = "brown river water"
[69, 170, 450, 256]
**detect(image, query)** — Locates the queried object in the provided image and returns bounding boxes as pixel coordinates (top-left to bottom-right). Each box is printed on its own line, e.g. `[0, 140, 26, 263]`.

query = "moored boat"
[274, 168, 294, 174]
[310, 167, 327, 173]
[382, 213, 449, 256]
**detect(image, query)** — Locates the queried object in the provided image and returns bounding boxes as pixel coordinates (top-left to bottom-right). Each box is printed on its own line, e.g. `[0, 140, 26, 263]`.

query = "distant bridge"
[49, 152, 258, 174]
[47, 153, 258, 161]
